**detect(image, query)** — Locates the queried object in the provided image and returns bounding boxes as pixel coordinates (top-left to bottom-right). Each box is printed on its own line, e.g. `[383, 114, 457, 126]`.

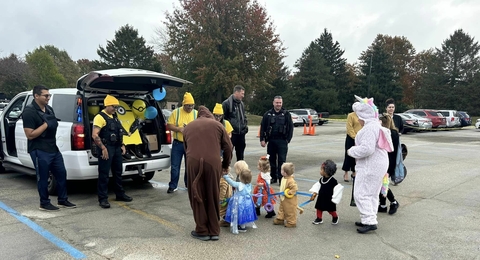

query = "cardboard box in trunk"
[146, 135, 158, 151]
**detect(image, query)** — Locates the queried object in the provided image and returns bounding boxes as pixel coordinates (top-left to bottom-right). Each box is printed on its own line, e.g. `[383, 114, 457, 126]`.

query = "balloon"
[153, 87, 166, 101]
[144, 106, 158, 119]
[87, 106, 100, 118]
[132, 99, 146, 119]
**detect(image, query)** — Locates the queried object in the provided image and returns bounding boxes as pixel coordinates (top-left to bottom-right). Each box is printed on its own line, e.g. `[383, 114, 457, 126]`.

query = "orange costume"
[253, 172, 276, 207]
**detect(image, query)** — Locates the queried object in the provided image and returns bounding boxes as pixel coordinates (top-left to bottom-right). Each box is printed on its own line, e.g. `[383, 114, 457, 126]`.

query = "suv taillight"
[71, 123, 85, 150]
[165, 123, 172, 144]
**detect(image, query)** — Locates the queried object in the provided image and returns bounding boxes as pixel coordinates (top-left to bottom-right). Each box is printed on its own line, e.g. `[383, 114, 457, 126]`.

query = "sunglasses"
[40, 94, 52, 98]
[184, 104, 194, 108]
[214, 114, 223, 119]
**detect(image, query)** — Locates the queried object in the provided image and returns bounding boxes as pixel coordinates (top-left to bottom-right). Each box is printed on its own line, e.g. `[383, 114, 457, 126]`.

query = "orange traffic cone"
[309, 124, 315, 135]
[257, 127, 261, 138]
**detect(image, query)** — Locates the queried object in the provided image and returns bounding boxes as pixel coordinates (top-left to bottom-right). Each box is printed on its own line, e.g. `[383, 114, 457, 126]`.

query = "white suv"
[438, 110, 461, 127]
[0, 68, 190, 194]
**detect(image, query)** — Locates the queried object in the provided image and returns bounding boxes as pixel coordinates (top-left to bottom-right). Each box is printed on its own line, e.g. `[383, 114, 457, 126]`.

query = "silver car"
[289, 108, 319, 125]
[290, 112, 305, 127]
[402, 113, 433, 131]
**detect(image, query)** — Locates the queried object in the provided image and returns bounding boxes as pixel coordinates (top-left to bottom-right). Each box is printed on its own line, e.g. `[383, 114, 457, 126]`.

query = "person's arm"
[287, 179, 298, 195]
[347, 128, 376, 159]
[23, 108, 48, 140]
[285, 112, 294, 143]
[346, 114, 356, 139]
[222, 101, 230, 120]
[259, 113, 268, 142]
[223, 174, 240, 188]
[220, 127, 233, 169]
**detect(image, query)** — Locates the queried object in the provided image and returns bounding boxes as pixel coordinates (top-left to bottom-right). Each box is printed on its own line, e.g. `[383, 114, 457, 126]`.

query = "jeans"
[231, 133, 246, 161]
[169, 140, 187, 189]
[30, 149, 68, 206]
[97, 145, 125, 202]
[267, 139, 288, 181]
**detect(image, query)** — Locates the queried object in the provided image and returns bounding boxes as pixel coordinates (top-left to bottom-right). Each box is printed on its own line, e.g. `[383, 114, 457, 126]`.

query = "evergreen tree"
[315, 28, 350, 113]
[292, 42, 338, 113]
[96, 24, 156, 70]
[358, 35, 403, 109]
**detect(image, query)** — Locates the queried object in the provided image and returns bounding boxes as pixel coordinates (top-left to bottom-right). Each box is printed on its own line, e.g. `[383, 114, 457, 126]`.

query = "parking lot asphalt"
[1, 122, 480, 260]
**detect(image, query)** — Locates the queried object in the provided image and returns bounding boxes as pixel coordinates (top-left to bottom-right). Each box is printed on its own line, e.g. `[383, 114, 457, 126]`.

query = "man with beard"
[183, 106, 233, 241]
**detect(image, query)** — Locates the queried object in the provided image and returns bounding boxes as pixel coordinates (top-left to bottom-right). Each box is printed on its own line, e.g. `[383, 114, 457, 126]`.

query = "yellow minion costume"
[213, 103, 233, 136]
[167, 92, 198, 142]
[116, 100, 142, 145]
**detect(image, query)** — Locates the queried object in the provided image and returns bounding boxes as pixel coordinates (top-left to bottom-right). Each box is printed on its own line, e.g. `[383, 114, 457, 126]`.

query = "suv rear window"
[293, 110, 307, 115]
[439, 111, 449, 116]
[52, 94, 77, 122]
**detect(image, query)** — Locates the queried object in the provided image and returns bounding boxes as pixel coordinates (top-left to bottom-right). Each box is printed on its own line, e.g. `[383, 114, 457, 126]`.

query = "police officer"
[260, 96, 294, 184]
[92, 95, 132, 209]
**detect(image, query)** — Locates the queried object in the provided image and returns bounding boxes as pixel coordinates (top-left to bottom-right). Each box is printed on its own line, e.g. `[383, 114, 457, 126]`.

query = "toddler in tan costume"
[273, 162, 299, 228]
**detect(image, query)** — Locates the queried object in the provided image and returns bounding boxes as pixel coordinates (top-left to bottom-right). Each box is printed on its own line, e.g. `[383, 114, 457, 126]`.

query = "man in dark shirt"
[22, 85, 76, 211]
[222, 85, 248, 161]
[259, 96, 294, 184]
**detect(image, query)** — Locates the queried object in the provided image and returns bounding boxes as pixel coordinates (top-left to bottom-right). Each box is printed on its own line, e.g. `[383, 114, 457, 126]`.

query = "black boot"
[265, 210, 276, 219]
[256, 207, 261, 216]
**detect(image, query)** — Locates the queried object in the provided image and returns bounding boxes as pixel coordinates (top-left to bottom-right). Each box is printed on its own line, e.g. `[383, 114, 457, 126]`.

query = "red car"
[404, 109, 447, 128]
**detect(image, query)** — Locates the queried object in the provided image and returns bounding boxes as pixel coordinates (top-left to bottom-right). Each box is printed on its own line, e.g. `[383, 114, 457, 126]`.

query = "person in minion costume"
[213, 103, 233, 138]
[92, 95, 132, 209]
[166, 92, 197, 193]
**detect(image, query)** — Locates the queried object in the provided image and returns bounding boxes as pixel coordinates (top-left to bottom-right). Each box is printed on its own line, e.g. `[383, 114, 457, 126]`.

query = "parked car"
[438, 110, 461, 127]
[317, 112, 329, 125]
[475, 119, 480, 129]
[401, 113, 433, 131]
[404, 109, 447, 128]
[289, 108, 319, 125]
[0, 68, 190, 194]
[290, 112, 305, 127]
[395, 113, 419, 133]
[457, 111, 471, 127]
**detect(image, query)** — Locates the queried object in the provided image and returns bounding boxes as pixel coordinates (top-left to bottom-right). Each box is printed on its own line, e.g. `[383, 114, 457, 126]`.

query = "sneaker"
[39, 203, 59, 211]
[378, 205, 388, 213]
[388, 201, 399, 215]
[237, 226, 247, 232]
[167, 187, 178, 193]
[357, 224, 377, 234]
[115, 194, 133, 202]
[312, 218, 323, 225]
[332, 217, 339, 225]
[99, 201, 110, 209]
[57, 200, 76, 208]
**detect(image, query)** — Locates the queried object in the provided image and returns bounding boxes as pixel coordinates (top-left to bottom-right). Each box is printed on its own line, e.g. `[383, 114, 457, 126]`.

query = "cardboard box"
[146, 135, 158, 151]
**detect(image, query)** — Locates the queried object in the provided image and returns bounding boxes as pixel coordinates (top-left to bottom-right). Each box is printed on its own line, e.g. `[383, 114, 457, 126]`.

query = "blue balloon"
[153, 87, 166, 101]
[144, 106, 158, 119]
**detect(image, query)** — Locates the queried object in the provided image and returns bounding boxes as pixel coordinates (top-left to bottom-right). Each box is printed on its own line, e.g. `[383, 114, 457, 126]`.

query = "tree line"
[1, 0, 479, 115]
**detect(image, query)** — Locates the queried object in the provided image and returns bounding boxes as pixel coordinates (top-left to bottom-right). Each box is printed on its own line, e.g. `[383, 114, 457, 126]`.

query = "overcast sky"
[1, 0, 479, 71]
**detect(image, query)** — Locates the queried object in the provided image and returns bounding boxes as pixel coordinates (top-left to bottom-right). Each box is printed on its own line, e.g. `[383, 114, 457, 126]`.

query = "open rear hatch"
[77, 68, 191, 94]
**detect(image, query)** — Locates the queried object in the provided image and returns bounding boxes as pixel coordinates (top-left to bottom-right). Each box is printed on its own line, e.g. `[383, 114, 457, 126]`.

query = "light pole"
[367, 53, 373, 97]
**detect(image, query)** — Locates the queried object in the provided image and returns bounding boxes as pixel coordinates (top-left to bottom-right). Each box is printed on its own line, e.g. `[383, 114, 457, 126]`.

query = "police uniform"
[259, 108, 294, 183]
[93, 95, 131, 206]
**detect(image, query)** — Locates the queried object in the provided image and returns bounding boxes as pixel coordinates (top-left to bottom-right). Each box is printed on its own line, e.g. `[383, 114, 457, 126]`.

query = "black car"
[457, 111, 471, 126]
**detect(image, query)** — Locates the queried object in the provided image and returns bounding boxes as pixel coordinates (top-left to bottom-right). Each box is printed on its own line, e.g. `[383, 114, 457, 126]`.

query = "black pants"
[231, 133, 246, 161]
[98, 145, 125, 202]
[379, 189, 396, 205]
[267, 139, 288, 181]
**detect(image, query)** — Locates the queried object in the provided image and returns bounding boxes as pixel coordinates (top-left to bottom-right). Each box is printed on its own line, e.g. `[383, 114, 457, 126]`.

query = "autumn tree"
[26, 50, 67, 89]
[34, 45, 81, 87]
[96, 24, 157, 71]
[0, 54, 31, 99]
[77, 59, 96, 75]
[379, 35, 416, 107]
[161, 0, 284, 109]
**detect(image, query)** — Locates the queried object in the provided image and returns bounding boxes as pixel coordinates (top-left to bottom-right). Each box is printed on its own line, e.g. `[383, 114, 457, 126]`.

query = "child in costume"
[223, 164, 258, 234]
[253, 155, 276, 218]
[219, 160, 247, 227]
[273, 162, 299, 228]
[309, 160, 344, 225]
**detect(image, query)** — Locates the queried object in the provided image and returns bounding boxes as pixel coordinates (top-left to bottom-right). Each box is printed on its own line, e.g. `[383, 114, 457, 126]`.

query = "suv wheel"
[48, 173, 58, 195]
